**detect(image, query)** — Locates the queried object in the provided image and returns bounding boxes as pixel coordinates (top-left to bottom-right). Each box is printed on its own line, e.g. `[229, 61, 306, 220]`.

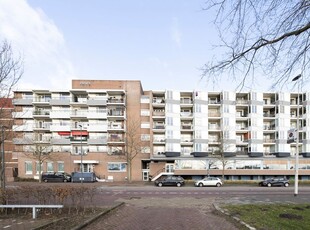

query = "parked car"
[155, 176, 185, 187]
[258, 178, 290, 187]
[195, 177, 223, 187]
[71, 172, 97, 183]
[41, 172, 72, 183]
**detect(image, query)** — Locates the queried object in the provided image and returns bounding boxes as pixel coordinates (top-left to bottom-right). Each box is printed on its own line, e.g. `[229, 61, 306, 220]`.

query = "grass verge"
[223, 203, 310, 230]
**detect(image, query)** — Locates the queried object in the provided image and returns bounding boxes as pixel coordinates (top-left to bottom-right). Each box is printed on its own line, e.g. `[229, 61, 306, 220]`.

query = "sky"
[0, 0, 302, 92]
[0, 0, 227, 91]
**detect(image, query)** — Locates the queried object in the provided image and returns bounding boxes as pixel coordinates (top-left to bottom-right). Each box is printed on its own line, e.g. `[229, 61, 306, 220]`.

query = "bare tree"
[23, 132, 55, 183]
[0, 40, 23, 187]
[121, 119, 147, 182]
[209, 131, 233, 180]
[202, 1, 310, 90]
[0, 40, 23, 99]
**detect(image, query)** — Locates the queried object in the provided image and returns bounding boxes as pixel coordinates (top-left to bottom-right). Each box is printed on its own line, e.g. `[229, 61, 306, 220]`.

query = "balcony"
[50, 110, 70, 119]
[108, 149, 124, 155]
[13, 98, 33, 105]
[107, 97, 125, 104]
[70, 110, 88, 118]
[50, 97, 70, 106]
[87, 97, 107, 106]
[208, 112, 221, 117]
[88, 136, 107, 145]
[88, 123, 107, 132]
[87, 110, 107, 119]
[181, 124, 193, 131]
[153, 138, 165, 144]
[12, 111, 33, 119]
[153, 110, 165, 117]
[50, 137, 71, 145]
[263, 138, 275, 143]
[33, 123, 51, 131]
[33, 110, 50, 117]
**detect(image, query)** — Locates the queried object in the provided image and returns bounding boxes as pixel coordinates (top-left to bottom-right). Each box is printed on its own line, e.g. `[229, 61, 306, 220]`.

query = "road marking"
[3, 225, 11, 229]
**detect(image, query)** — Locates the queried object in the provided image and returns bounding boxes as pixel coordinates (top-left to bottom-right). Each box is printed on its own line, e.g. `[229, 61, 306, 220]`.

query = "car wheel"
[267, 183, 272, 187]
[216, 183, 221, 187]
[176, 183, 181, 187]
[198, 183, 203, 187]
[284, 183, 289, 187]
[158, 182, 163, 187]
[64, 179, 68, 183]
[43, 179, 48, 183]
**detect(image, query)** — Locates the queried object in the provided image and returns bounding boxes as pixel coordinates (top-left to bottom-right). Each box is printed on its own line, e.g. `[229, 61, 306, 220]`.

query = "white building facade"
[12, 80, 310, 181]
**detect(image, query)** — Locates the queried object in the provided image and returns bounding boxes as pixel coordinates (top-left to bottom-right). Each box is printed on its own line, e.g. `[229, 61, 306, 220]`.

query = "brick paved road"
[84, 197, 241, 230]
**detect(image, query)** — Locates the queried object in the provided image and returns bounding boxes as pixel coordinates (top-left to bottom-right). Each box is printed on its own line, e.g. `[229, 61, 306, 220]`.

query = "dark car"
[41, 172, 72, 183]
[258, 178, 289, 187]
[154, 176, 185, 187]
[71, 172, 97, 183]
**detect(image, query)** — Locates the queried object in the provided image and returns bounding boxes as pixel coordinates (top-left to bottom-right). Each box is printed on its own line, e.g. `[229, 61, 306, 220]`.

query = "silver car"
[195, 177, 223, 187]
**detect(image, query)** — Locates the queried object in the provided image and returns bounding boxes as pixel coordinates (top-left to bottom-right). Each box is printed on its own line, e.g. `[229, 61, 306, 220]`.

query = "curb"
[71, 202, 125, 230]
[33, 202, 125, 230]
[213, 204, 256, 230]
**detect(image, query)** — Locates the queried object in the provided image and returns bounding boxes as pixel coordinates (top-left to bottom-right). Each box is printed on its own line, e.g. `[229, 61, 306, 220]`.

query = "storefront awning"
[73, 160, 99, 164]
[72, 131, 89, 136]
[58, 131, 71, 136]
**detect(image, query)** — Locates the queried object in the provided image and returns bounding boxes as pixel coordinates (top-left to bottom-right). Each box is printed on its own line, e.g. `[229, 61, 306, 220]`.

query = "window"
[252, 131, 257, 139]
[141, 122, 150, 129]
[141, 134, 150, 141]
[223, 105, 229, 113]
[166, 104, 173, 113]
[195, 143, 202, 152]
[141, 147, 150, 153]
[167, 117, 173, 126]
[47, 162, 54, 172]
[25, 161, 32, 175]
[195, 130, 201, 139]
[141, 109, 150, 116]
[224, 131, 229, 139]
[251, 105, 257, 113]
[166, 91, 173, 99]
[166, 143, 173, 152]
[140, 96, 150, 103]
[36, 162, 43, 174]
[195, 104, 201, 113]
[108, 163, 126, 172]
[58, 162, 64, 172]
[223, 92, 229, 100]
[167, 130, 173, 139]
[223, 117, 229, 126]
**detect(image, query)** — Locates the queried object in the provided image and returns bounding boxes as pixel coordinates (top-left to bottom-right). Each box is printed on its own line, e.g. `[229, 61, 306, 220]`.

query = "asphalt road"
[3, 182, 310, 230]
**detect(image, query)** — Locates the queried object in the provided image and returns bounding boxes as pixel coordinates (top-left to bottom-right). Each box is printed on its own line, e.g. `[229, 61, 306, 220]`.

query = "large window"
[108, 163, 126, 172]
[47, 162, 54, 172]
[58, 162, 64, 172]
[25, 161, 32, 175]
[36, 162, 43, 174]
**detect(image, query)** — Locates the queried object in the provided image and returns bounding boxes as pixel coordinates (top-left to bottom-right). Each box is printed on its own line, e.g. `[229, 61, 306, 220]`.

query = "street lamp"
[0, 125, 7, 190]
[292, 74, 302, 197]
[78, 124, 83, 184]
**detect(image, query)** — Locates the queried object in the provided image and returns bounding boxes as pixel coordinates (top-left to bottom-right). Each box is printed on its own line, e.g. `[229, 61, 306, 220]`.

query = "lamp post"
[0, 125, 7, 190]
[292, 74, 302, 197]
[78, 124, 83, 184]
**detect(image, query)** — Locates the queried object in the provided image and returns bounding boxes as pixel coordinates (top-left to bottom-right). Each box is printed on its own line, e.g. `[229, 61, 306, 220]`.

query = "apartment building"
[12, 80, 310, 182]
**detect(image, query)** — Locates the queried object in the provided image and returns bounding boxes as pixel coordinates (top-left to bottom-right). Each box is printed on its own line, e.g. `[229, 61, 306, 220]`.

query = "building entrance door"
[142, 170, 149, 181]
[165, 164, 174, 173]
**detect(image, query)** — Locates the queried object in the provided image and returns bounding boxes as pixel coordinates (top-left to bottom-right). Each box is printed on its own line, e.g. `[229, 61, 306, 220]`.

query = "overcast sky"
[0, 0, 302, 92]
